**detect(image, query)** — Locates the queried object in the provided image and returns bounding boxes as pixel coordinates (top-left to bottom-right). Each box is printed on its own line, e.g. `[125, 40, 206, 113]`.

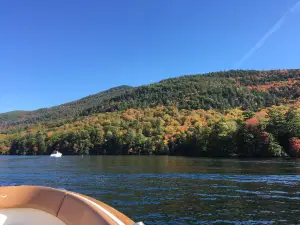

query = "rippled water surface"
[0, 156, 300, 224]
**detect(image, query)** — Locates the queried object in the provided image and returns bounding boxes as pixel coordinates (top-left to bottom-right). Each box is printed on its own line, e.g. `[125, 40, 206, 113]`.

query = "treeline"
[205, 69, 300, 85]
[1, 105, 299, 157]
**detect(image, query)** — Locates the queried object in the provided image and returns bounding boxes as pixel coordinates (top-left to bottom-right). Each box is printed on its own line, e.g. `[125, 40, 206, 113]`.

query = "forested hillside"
[0, 85, 132, 127]
[1, 69, 300, 157]
[80, 76, 276, 116]
[81, 69, 300, 116]
[3, 69, 300, 127]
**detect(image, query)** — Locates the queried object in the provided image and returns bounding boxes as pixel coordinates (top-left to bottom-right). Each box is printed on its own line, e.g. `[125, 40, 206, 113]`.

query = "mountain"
[0, 85, 133, 128]
[1, 69, 300, 128]
[1, 69, 300, 157]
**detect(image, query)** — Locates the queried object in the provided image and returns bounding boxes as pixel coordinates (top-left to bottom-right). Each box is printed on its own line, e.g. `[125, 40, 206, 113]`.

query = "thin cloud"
[234, 1, 300, 68]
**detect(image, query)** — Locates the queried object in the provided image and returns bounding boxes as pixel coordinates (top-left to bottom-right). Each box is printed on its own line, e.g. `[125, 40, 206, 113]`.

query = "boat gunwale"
[0, 185, 135, 225]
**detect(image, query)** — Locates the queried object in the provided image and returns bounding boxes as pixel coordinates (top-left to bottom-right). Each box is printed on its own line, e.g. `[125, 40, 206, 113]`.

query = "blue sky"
[1, 0, 300, 113]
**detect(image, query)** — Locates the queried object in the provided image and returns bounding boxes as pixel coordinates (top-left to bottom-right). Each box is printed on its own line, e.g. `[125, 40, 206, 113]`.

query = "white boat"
[50, 151, 62, 157]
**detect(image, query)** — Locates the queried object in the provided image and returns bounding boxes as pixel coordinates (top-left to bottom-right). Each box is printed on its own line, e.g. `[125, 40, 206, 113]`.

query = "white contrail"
[234, 1, 300, 68]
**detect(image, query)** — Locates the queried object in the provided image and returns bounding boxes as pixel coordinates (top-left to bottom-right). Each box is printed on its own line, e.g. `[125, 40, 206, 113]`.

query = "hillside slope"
[80, 72, 277, 116]
[0, 85, 133, 127]
[1, 69, 300, 127]
[1, 69, 300, 157]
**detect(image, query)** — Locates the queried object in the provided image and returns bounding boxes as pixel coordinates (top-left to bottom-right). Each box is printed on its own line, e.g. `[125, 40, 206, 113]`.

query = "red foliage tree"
[289, 138, 300, 157]
[246, 118, 259, 129]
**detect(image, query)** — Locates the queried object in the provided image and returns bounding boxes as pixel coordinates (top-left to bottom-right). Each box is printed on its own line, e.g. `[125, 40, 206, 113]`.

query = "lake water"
[0, 156, 299, 224]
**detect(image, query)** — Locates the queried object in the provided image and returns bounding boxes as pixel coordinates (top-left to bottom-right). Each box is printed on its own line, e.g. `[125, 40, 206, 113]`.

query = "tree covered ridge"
[80, 76, 276, 116]
[1, 69, 300, 157]
[0, 85, 133, 127]
[1, 105, 300, 157]
[1, 69, 300, 127]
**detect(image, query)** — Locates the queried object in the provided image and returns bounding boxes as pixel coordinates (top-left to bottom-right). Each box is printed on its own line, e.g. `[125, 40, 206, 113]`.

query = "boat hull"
[0, 186, 140, 225]
[50, 153, 62, 157]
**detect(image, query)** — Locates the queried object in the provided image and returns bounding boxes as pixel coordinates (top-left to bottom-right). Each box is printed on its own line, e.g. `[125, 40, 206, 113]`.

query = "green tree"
[267, 134, 286, 157]
[242, 110, 255, 120]
[36, 131, 46, 155]
[286, 108, 300, 138]
[266, 109, 287, 138]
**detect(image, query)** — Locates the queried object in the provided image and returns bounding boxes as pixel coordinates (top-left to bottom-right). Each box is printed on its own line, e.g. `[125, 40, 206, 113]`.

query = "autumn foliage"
[2, 69, 300, 129]
[0, 104, 298, 157]
[289, 138, 300, 157]
[1, 69, 300, 157]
